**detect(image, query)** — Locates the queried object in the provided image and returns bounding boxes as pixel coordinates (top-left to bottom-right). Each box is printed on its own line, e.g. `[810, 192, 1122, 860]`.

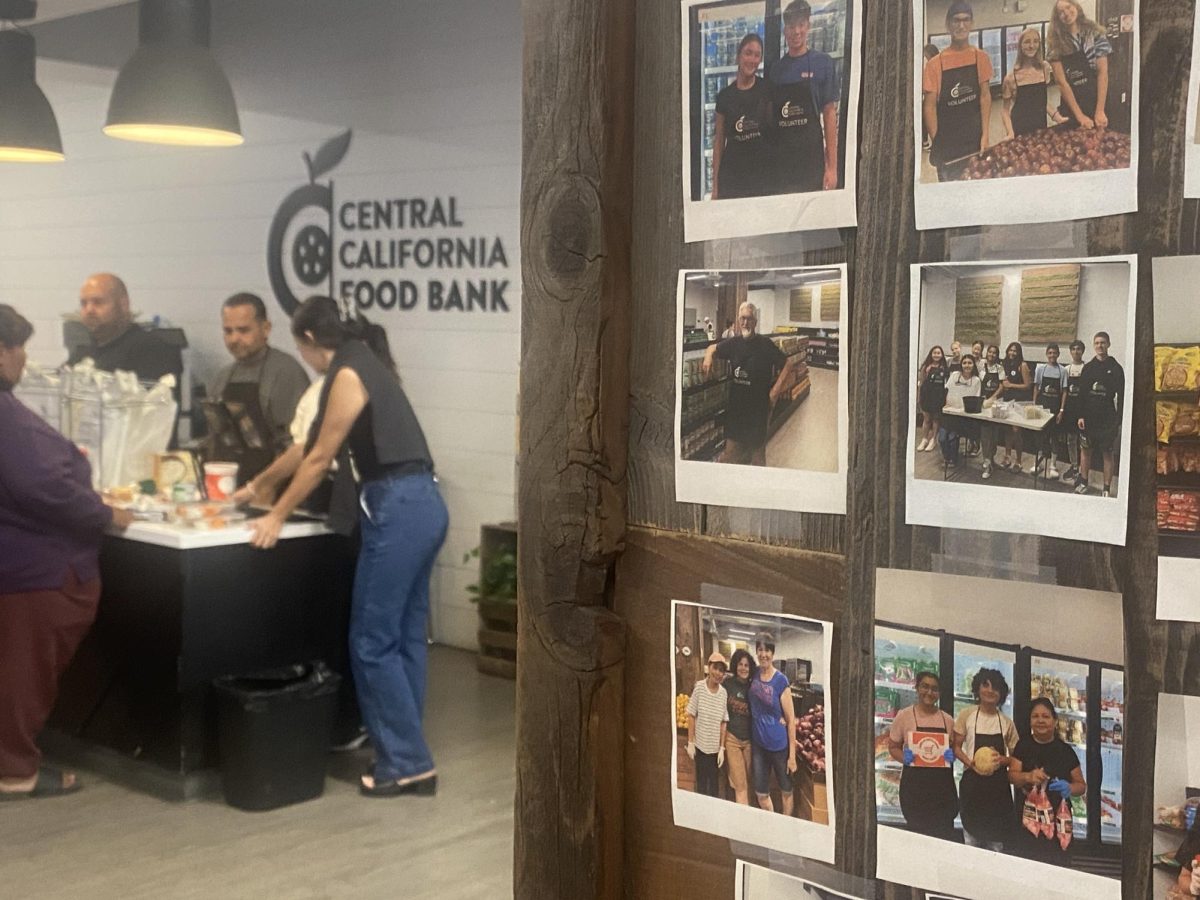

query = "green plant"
[463, 546, 518, 603]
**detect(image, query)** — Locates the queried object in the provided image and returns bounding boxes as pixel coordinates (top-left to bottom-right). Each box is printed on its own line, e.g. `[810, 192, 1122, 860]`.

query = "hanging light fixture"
[104, 0, 242, 147]
[0, 6, 65, 163]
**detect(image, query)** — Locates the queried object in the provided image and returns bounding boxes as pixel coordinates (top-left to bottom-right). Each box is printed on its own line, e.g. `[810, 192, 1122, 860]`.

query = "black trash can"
[213, 662, 341, 811]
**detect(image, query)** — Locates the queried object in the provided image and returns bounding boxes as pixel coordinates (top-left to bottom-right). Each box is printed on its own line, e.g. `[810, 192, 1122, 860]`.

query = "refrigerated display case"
[951, 640, 1016, 721]
[873, 624, 942, 826]
[1100, 667, 1124, 844]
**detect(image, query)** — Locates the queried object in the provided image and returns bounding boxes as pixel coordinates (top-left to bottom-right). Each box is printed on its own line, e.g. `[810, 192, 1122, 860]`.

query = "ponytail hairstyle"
[291, 296, 398, 379]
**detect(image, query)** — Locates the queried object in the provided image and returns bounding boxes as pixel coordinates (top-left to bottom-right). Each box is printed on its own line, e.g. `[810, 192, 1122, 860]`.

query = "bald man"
[66, 274, 182, 384]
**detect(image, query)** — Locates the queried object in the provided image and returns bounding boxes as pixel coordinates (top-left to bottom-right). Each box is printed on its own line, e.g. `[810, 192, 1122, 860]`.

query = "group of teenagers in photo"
[924, 0, 1120, 181]
[684, 633, 809, 815]
[887, 669, 1087, 868]
[709, 0, 840, 199]
[917, 334, 1125, 495]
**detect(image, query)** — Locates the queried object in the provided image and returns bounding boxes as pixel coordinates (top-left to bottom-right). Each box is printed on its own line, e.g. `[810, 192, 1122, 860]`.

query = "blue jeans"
[352, 472, 448, 782]
[751, 743, 793, 795]
[937, 427, 961, 464]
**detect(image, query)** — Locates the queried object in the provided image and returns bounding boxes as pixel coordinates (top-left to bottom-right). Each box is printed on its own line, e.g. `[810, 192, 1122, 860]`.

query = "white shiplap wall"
[0, 59, 519, 649]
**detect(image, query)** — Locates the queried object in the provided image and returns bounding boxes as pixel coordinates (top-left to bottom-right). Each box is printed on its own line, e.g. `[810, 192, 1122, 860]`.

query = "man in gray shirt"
[208, 293, 310, 456]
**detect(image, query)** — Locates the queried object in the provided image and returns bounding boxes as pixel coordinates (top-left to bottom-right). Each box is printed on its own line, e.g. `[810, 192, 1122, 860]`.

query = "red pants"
[0, 572, 100, 778]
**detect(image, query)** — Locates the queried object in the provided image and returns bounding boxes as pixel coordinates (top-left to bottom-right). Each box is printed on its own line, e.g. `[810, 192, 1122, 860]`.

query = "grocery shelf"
[682, 409, 725, 436]
[682, 377, 728, 397]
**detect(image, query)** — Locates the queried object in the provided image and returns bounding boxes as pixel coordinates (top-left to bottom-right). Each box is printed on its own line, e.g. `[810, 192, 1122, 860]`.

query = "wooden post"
[515, 0, 634, 896]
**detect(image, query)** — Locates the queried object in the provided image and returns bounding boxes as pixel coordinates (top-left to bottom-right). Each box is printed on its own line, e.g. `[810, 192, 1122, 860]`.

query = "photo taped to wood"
[906, 256, 1136, 546]
[873, 569, 1123, 900]
[680, 0, 863, 241]
[1184, 10, 1200, 197]
[675, 266, 848, 514]
[671, 599, 836, 862]
[1150, 257, 1200, 622]
[912, 0, 1138, 230]
[735, 859, 868, 899]
[1152, 694, 1200, 897]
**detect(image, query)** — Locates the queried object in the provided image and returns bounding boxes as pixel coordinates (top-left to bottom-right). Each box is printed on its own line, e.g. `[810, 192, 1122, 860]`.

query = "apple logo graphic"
[267, 129, 352, 317]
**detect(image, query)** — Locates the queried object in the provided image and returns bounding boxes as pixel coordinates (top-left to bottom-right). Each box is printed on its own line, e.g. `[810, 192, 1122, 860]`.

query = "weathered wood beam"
[515, 0, 635, 896]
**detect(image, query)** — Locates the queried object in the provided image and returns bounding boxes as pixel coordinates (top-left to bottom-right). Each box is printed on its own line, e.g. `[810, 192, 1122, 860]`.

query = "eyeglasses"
[917, 684, 940, 693]
[950, 15, 972, 24]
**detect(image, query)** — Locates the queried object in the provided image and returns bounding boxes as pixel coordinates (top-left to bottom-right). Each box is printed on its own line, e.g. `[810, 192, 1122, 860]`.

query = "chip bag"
[1173, 404, 1200, 439]
[1155, 345, 1173, 391]
[1161, 347, 1196, 392]
[1158, 402, 1179, 444]
[1056, 796, 1074, 850]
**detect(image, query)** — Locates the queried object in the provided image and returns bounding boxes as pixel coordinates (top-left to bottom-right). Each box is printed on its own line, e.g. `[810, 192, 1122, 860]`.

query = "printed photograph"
[912, 0, 1138, 229]
[671, 599, 836, 862]
[906, 258, 1136, 546]
[1150, 257, 1200, 622]
[681, 0, 862, 240]
[675, 266, 848, 514]
[1186, 11, 1200, 197]
[736, 860, 867, 899]
[1152, 693, 1200, 897]
[874, 569, 1123, 900]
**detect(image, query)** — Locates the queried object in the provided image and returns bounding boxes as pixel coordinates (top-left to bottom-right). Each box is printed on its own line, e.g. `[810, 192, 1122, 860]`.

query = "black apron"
[716, 80, 768, 199]
[920, 365, 948, 413]
[1063, 365, 1085, 419]
[218, 381, 275, 484]
[981, 366, 1002, 398]
[930, 58, 983, 167]
[1057, 48, 1097, 127]
[898, 714, 959, 840]
[770, 77, 825, 194]
[959, 711, 1013, 845]
[1003, 359, 1030, 399]
[1011, 77, 1049, 136]
[1037, 367, 1063, 413]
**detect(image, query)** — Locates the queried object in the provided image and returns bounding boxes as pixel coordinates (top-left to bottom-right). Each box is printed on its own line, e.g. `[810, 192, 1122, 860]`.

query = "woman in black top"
[916, 346, 949, 454]
[712, 34, 769, 200]
[999, 342, 1032, 471]
[1008, 698, 1086, 866]
[249, 296, 448, 798]
[723, 648, 755, 804]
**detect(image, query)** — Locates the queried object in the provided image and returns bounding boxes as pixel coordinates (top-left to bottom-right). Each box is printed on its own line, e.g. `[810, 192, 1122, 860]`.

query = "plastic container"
[213, 662, 341, 811]
[204, 462, 239, 500]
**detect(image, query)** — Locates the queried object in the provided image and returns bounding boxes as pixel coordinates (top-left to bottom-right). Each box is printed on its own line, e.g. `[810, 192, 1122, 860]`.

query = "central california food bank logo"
[267, 130, 352, 317]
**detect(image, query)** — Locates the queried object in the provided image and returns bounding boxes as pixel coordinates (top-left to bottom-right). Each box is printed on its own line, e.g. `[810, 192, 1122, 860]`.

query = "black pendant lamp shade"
[104, 0, 242, 147]
[0, 29, 64, 162]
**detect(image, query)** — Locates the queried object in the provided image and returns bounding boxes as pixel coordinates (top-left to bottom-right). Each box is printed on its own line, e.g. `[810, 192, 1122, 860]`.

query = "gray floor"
[0, 647, 515, 900]
[766, 366, 840, 472]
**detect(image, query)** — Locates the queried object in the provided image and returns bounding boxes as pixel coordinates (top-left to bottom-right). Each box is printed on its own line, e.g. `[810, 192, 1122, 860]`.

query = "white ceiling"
[32, 0, 129, 23]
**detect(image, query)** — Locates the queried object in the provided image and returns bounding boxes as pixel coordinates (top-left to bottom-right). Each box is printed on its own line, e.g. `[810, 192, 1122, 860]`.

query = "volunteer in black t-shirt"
[1074, 331, 1124, 497]
[712, 34, 769, 200]
[248, 296, 448, 800]
[1008, 698, 1086, 867]
[702, 301, 793, 466]
[68, 273, 182, 386]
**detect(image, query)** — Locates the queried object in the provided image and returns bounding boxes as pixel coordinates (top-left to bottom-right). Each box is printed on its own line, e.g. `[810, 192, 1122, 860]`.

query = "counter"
[47, 518, 356, 800]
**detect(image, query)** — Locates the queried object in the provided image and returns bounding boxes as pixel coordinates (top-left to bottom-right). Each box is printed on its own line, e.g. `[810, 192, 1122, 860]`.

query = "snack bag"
[1159, 447, 1171, 476]
[1056, 796, 1074, 850]
[1022, 788, 1041, 836]
[1155, 345, 1173, 391]
[1161, 347, 1195, 392]
[1186, 346, 1200, 391]
[1173, 404, 1200, 439]
[1159, 402, 1180, 444]
[1037, 785, 1055, 839]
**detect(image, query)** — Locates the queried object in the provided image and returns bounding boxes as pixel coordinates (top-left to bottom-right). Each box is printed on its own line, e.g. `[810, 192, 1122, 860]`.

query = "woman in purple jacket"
[0, 305, 132, 800]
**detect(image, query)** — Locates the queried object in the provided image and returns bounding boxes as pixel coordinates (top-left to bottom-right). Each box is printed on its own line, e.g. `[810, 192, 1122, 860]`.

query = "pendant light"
[0, 20, 64, 163]
[104, 0, 242, 147]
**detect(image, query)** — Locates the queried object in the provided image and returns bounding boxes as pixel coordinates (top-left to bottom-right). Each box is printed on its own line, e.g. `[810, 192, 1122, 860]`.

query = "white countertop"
[109, 519, 331, 550]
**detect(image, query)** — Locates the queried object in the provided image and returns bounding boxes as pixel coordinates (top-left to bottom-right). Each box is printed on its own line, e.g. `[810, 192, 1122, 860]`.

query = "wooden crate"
[475, 523, 518, 679]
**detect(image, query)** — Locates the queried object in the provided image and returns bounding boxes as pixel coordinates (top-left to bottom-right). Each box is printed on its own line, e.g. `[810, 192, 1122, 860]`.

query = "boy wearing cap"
[766, 0, 840, 194]
[686, 652, 730, 798]
[923, 1, 993, 181]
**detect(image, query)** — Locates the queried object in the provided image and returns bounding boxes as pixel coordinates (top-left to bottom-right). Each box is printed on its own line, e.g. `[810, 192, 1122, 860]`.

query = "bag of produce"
[1022, 787, 1041, 836]
[1036, 785, 1055, 839]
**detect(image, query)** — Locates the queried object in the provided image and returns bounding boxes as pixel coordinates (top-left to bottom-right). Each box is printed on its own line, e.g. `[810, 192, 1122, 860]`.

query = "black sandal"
[359, 772, 437, 798]
[0, 766, 83, 801]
